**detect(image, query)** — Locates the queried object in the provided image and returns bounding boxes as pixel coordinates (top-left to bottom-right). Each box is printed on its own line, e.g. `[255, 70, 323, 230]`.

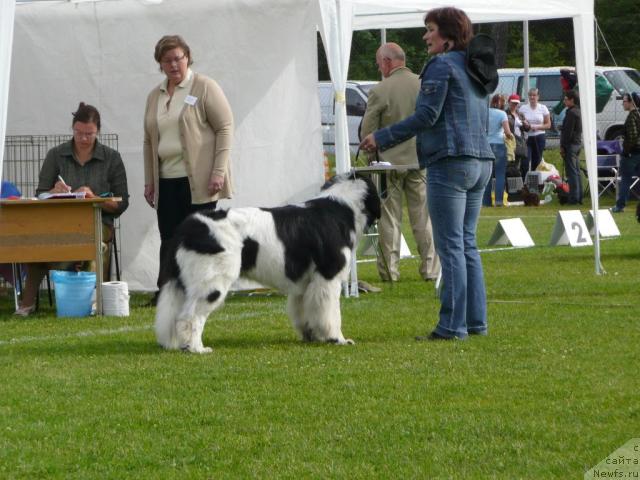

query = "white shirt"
[157, 69, 194, 178]
[518, 103, 549, 137]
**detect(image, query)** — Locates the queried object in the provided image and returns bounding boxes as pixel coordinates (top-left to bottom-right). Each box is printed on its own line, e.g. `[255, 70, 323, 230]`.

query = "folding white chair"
[596, 153, 619, 197]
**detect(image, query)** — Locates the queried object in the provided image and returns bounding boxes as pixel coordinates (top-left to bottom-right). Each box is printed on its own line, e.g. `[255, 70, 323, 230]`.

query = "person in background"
[0, 182, 22, 289]
[15, 103, 129, 316]
[360, 7, 495, 340]
[143, 35, 234, 304]
[611, 92, 640, 213]
[360, 42, 440, 283]
[506, 94, 527, 163]
[559, 90, 583, 205]
[518, 87, 551, 180]
[483, 93, 513, 207]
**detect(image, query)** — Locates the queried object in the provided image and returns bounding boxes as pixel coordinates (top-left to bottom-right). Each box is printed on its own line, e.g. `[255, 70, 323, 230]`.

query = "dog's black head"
[355, 173, 381, 228]
[322, 173, 381, 229]
[521, 186, 540, 207]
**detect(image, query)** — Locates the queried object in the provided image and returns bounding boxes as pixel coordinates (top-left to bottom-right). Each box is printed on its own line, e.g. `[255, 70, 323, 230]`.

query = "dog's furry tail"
[154, 280, 185, 350]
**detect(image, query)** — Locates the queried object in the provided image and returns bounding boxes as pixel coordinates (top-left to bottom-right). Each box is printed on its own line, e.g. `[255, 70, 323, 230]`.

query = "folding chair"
[582, 140, 624, 198]
[595, 153, 619, 197]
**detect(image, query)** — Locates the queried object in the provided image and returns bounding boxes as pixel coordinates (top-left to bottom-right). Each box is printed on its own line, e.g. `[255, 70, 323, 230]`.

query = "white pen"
[57, 175, 71, 192]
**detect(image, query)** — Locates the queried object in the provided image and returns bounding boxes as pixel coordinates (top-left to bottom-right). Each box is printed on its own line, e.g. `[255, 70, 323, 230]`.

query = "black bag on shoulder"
[465, 34, 498, 94]
[515, 134, 527, 159]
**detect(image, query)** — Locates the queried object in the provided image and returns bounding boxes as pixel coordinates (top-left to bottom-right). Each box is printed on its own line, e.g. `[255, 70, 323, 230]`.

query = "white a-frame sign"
[488, 218, 535, 247]
[550, 210, 593, 247]
[585, 209, 621, 238]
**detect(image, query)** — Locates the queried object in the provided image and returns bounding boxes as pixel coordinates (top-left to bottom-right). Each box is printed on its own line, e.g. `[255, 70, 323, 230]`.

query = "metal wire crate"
[2, 134, 118, 198]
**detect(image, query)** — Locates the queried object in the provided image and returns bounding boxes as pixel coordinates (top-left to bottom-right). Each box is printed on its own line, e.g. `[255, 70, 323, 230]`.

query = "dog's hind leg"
[302, 276, 354, 345]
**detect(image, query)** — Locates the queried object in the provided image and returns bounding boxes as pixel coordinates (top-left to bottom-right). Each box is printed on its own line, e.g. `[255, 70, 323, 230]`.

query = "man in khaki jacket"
[360, 43, 439, 282]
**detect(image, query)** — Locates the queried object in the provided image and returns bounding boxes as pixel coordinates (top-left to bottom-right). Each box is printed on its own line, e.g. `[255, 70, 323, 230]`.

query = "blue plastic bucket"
[51, 271, 96, 317]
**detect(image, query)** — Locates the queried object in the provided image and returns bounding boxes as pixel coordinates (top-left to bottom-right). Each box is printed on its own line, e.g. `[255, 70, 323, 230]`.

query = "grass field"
[1, 192, 638, 479]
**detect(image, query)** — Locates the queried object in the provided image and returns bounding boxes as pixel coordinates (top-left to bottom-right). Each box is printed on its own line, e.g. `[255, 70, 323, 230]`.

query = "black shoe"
[145, 291, 159, 307]
[468, 330, 488, 336]
[415, 331, 454, 341]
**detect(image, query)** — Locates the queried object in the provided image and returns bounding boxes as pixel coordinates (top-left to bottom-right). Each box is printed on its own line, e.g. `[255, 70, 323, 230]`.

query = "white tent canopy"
[1, 0, 602, 290]
[318, 0, 602, 273]
[1, 0, 325, 290]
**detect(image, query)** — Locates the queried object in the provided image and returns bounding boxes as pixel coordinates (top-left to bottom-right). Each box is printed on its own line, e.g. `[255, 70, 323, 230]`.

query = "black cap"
[466, 34, 499, 95]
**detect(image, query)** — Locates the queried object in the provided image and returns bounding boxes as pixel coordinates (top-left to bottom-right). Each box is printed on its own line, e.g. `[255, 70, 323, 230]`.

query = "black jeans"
[156, 177, 217, 288]
[563, 144, 582, 204]
[522, 134, 546, 180]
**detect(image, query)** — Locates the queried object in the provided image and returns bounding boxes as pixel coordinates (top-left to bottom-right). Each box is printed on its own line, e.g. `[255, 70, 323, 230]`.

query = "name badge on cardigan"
[184, 95, 197, 106]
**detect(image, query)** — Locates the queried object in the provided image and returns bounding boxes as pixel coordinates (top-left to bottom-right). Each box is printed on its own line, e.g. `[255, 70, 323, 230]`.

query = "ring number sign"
[550, 210, 593, 247]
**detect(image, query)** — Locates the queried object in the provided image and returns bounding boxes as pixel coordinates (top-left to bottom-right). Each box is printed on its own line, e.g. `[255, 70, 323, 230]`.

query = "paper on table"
[37, 191, 87, 200]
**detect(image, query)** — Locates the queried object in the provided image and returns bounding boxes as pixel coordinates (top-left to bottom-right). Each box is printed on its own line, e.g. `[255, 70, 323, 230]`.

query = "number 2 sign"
[550, 210, 593, 247]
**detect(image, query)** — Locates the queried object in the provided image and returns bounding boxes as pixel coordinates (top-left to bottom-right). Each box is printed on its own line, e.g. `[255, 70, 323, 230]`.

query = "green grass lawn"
[1, 196, 638, 479]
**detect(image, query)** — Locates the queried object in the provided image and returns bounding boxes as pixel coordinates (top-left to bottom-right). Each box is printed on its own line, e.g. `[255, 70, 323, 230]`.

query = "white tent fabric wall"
[4, 0, 325, 291]
[319, 0, 602, 274]
[318, 0, 354, 175]
[0, 1, 16, 174]
[573, 12, 603, 273]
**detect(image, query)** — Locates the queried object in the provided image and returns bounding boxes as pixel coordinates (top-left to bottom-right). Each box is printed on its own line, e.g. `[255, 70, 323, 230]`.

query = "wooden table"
[0, 197, 115, 315]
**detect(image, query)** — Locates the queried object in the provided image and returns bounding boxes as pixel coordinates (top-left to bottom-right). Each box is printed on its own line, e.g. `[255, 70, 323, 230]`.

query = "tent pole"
[0, 0, 17, 182]
[380, 29, 386, 80]
[523, 21, 530, 95]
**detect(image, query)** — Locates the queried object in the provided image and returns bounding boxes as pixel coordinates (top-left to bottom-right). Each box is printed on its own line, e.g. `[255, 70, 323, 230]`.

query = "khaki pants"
[377, 169, 440, 281]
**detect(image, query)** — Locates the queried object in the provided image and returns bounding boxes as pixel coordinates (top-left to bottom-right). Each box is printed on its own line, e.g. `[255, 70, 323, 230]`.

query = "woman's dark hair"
[564, 89, 580, 106]
[72, 102, 101, 130]
[154, 35, 193, 68]
[622, 92, 640, 108]
[424, 7, 474, 51]
[490, 94, 505, 109]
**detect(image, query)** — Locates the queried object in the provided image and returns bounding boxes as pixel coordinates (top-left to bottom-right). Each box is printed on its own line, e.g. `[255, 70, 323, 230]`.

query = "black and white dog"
[155, 173, 380, 353]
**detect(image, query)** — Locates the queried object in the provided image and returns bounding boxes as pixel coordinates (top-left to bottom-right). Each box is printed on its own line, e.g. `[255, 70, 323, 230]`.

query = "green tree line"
[318, 0, 640, 81]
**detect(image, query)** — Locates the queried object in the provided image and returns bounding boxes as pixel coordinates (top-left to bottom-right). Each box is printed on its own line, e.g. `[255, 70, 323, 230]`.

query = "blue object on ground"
[51, 271, 96, 317]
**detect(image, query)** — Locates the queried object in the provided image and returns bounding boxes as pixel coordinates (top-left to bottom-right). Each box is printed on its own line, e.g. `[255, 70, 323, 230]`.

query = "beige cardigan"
[144, 73, 234, 207]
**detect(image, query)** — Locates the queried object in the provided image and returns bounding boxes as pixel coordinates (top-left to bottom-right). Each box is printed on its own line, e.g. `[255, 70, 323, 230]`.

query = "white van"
[318, 80, 378, 154]
[496, 66, 640, 140]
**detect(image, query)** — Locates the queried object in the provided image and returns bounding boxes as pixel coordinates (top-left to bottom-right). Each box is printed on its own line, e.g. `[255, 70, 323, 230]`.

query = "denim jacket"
[374, 51, 494, 168]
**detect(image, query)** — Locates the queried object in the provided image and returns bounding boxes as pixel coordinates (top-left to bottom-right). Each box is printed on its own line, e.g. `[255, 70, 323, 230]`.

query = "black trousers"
[156, 177, 217, 288]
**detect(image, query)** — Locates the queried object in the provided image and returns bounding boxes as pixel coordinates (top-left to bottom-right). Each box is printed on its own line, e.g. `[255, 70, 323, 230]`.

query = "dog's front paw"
[328, 337, 355, 345]
[180, 344, 213, 354]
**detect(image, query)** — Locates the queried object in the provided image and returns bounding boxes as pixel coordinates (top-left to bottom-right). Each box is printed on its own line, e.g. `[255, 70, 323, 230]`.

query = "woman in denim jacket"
[360, 7, 495, 340]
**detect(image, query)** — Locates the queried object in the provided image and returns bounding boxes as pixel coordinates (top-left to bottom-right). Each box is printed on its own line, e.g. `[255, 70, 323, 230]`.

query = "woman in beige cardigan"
[144, 35, 234, 300]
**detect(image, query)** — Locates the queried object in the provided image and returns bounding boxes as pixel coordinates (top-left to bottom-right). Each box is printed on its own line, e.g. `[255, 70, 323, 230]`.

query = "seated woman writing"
[15, 102, 129, 316]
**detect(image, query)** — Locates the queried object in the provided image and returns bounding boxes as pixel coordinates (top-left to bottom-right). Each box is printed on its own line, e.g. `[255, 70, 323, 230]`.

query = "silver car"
[318, 80, 378, 154]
